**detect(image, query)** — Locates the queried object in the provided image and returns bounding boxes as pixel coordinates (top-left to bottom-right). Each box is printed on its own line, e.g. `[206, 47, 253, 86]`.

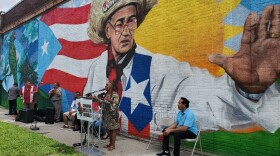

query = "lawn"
[0, 121, 84, 156]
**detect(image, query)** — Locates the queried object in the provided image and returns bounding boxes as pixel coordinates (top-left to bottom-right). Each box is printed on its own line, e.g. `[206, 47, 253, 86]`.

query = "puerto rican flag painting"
[120, 53, 153, 136]
[37, 0, 152, 136]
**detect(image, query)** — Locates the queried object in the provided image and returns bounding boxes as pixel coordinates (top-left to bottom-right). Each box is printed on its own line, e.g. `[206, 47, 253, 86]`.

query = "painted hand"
[209, 5, 280, 93]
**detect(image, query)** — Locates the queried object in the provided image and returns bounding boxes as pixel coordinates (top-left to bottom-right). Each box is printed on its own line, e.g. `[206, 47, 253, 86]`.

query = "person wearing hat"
[84, 0, 280, 138]
[6, 83, 19, 116]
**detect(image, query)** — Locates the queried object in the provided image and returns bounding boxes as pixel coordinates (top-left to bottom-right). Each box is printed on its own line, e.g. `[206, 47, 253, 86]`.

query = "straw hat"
[87, 0, 158, 44]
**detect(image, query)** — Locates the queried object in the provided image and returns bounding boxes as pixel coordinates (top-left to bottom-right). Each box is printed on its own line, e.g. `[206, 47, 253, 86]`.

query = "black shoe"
[73, 143, 81, 147]
[73, 126, 81, 131]
[156, 151, 170, 156]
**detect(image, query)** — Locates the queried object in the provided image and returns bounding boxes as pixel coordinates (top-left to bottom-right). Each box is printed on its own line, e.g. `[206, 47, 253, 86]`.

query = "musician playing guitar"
[48, 82, 62, 122]
[48, 89, 55, 99]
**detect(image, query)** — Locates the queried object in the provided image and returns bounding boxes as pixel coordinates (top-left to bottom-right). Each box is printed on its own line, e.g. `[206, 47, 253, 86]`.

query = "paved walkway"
[0, 106, 208, 156]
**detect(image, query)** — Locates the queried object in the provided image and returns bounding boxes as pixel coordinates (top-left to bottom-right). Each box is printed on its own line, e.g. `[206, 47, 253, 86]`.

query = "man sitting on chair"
[156, 97, 198, 156]
[62, 91, 81, 129]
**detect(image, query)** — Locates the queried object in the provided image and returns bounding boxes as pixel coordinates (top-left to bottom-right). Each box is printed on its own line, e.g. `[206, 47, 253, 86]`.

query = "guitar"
[48, 89, 56, 99]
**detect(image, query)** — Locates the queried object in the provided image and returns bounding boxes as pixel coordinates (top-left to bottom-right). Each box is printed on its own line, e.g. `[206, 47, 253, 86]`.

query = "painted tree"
[8, 33, 18, 84]
[19, 56, 38, 85]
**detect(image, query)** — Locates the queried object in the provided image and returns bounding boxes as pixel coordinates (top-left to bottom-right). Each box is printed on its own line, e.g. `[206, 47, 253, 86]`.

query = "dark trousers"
[162, 130, 196, 156]
[8, 99, 17, 115]
[74, 114, 81, 128]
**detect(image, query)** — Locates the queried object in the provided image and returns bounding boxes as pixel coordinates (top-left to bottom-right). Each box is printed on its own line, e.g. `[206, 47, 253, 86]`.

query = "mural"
[0, 20, 40, 109]
[1, 0, 280, 155]
[1, 20, 38, 89]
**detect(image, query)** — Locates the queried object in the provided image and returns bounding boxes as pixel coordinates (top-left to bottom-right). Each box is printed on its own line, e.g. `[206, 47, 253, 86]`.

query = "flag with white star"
[37, 1, 106, 112]
[119, 53, 153, 132]
[39, 1, 106, 93]
[38, 21, 61, 83]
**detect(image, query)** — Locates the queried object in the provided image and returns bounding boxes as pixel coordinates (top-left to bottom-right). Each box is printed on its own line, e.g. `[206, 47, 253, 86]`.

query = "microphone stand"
[85, 89, 106, 97]
[30, 118, 40, 130]
[30, 82, 42, 130]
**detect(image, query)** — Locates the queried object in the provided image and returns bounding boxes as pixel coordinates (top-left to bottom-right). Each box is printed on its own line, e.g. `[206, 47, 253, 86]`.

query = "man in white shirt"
[62, 91, 81, 128]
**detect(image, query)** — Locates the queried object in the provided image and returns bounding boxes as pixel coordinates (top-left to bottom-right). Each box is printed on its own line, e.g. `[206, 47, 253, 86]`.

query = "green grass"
[0, 121, 84, 156]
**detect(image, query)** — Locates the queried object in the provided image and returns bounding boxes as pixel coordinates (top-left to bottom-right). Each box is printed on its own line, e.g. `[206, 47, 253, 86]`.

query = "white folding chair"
[183, 121, 203, 156]
[146, 112, 174, 150]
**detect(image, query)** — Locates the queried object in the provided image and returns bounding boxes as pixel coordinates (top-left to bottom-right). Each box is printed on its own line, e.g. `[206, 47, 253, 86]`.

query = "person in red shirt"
[19, 81, 38, 110]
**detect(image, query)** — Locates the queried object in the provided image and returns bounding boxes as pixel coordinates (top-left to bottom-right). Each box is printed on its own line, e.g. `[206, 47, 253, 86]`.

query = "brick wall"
[1, 0, 280, 155]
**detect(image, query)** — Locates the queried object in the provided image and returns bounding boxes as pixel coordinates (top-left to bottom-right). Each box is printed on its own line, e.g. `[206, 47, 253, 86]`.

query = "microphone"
[86, 88, 106, 96]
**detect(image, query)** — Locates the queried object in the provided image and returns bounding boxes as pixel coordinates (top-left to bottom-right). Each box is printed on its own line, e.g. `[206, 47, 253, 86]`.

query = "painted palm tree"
[8, 33, 18, 84]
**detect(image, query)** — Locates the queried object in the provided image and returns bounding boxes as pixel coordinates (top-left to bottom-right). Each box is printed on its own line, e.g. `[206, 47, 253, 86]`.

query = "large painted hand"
[209, 5, 280, 93]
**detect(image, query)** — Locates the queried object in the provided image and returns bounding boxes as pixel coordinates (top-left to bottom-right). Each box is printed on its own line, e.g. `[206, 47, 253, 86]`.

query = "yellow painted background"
[135, 0, 243, 77]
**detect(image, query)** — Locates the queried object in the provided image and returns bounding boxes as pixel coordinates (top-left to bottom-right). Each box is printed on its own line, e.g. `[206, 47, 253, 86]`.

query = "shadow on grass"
[49, 142, 80, 155]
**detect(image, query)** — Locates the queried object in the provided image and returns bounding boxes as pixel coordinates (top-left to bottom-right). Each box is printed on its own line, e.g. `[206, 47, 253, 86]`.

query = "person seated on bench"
[62, 91, 81, 128]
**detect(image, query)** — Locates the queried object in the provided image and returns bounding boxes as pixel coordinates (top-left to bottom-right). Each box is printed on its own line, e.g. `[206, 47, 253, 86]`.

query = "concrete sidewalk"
[0, 107, 206, 156]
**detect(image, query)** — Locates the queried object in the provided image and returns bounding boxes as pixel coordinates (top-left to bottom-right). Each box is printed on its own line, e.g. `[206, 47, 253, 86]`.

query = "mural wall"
[1, 0, 280, 155]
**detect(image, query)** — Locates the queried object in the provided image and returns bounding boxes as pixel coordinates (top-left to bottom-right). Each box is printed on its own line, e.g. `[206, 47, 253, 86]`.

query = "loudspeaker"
[45, 107, 55, 124]
[20, 109, 34, 123]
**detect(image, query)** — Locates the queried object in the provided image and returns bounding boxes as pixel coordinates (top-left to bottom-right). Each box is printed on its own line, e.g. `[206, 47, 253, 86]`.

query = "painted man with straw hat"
[84, 0, 280, 139]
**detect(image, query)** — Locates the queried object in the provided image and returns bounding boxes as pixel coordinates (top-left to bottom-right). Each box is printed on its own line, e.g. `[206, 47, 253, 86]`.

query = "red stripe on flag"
[40, 4, 91, 26]
[57, 39, 106, 59]
[128, 120, 150, 139]
[41, 69, 88, 93]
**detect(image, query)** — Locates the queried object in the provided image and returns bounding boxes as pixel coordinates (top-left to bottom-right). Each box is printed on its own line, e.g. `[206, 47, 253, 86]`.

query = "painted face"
[105, 5, 137, 55]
